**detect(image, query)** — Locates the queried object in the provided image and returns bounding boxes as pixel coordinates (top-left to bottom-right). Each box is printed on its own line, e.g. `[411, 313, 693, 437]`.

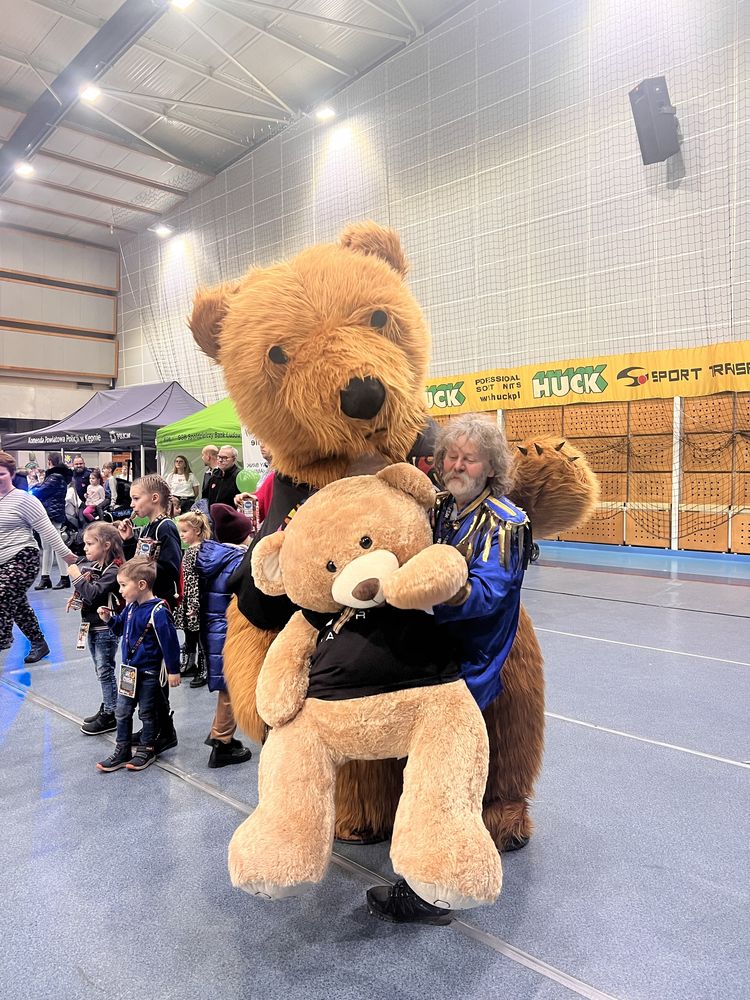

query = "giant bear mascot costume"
[189, 221, 597, 851]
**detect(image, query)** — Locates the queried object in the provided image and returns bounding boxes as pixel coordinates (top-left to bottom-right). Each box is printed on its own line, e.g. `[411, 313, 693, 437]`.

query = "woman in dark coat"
[31, 453, 74, 589]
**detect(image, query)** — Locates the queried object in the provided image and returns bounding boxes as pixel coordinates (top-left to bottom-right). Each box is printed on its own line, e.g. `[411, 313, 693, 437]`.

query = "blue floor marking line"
[525, 587, 750, 619]
[536, 627, 750, 668]
[1, 675, 624, 1000]
[546, 713, 750, 770]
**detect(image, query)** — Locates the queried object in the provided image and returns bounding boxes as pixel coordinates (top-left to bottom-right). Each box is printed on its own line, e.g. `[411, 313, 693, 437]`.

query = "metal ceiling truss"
[222, 0, 412, 42]
[24, 0, 291, 111]
[19, 176, 163, 216]
[0, 0, 172, 195]
[101, 91, 254, 147]
[201, 0, 354, 78]
[100, 87, 287, 126]
[0, 194, 137, 234]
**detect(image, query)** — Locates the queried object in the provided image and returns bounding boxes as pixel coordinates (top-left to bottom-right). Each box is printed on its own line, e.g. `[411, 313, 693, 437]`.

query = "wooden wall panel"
[0, 227, 119, 290]
[629, 472, 672, 503]
[625, 509, 670, 547]
[629, 434, 673, 471]
[678, 510, 729, 552]
[563, 402, 628, 438]
[731, 513, 750, 553]
[735, 474, 750, 509]
[0, 326, 116, 381]
[598, 473, 628, 502]
[559, 508, 624, 544]
[629, 398, 673, 434]
[681, 433, 733, 473]
[0, 277, 116, 334]
[503, 406, 563, 441]
[680, 472, 732, 506]
[683, 393, 734, 432]
[567, 436, 628, 472]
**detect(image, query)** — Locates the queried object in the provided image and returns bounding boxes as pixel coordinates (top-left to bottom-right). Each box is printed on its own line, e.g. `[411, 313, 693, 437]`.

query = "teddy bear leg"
[390, 686, 502, 909]
[334, 758, 405, 843]
[483, 607, 546, 852]
[228, 717, 337, 898]
[222, 599, 277, 745]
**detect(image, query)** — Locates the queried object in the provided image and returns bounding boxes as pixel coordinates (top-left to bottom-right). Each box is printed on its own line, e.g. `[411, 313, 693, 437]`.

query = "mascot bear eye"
[326, 560, 337, 573]
[268, 345, 288, 365]
[359, 536, 373, 549]
[370, 310, 388, 328]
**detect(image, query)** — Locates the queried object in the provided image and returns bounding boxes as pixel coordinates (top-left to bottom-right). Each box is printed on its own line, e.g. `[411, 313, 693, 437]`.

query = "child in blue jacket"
[95, 557, 181, 773]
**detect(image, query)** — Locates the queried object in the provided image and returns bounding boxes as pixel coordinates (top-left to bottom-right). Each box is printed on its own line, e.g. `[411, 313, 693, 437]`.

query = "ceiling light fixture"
[150, 224, 174, 238]
[171, 0, 194, 9]
[79, 83, 101, 102]
[315, 106, 336, 122]
[14, 161, 34, 177]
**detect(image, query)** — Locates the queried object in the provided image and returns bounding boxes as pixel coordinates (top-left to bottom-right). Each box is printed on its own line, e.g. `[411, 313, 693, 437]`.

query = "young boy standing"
[95, 558, 181, 772]
[117, 474, 182, 752]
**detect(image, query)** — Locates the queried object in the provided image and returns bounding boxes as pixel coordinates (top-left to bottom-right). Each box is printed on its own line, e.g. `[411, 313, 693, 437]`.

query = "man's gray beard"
[445, 472, 486, 505]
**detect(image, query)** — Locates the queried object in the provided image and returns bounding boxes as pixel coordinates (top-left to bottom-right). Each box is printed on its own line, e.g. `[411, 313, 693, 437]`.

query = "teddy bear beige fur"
[190, 221, 598, 851]
[227, 464, 503, 909]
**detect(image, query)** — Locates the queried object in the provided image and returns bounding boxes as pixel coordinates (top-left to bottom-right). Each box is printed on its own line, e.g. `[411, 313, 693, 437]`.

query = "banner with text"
[425, 340, 750, 415]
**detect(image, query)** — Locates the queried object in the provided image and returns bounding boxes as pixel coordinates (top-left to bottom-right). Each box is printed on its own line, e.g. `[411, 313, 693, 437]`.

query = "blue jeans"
[88, 628, 119, 714]
[115, 669, 160, 748]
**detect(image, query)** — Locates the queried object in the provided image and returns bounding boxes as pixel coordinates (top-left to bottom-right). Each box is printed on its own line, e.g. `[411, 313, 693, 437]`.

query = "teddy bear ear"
[250, 532, 286, 596]
[187, 281, 239, 360]
[338, 221, 409, 278]
[376, 463, 436, 509]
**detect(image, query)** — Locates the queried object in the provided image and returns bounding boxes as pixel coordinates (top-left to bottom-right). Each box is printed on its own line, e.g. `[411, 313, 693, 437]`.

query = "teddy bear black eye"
[359, 536, 373, 549]
[326, 560, 337, 573]
[268, 345, 288, 364]
[370, 310, 388, 328]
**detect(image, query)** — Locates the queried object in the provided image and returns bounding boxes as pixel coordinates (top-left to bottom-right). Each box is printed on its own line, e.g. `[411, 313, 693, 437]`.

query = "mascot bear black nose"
[340, 376, 386, 420]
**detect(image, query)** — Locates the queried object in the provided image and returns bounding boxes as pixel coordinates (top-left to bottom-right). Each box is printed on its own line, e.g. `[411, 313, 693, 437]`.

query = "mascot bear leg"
[482, 607, 545, 851]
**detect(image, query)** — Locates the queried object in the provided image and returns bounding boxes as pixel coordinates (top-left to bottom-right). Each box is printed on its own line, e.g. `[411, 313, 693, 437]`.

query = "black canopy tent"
[3, 383, 204, 471]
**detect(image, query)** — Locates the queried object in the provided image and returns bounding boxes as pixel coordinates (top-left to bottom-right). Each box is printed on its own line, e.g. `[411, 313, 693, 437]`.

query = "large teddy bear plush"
[228, 463, 503, 912]
[189, 221, 597, 851]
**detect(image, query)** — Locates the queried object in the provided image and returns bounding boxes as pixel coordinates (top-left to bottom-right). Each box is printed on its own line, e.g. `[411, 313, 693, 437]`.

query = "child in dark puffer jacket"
[66, 522, 125, 734]
[196, 504, 255, 769]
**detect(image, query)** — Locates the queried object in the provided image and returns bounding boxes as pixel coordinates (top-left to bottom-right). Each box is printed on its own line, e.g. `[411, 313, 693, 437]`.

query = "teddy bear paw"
[233, 878, 316, 901]
[405, 878, 492, 911]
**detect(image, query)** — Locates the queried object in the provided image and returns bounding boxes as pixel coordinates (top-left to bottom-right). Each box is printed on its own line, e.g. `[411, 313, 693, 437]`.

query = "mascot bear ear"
[338, 221, 409, 278]
[376, 463, 436, 509]
[251, 532, 286, 597]
[188, 281, 240, 360]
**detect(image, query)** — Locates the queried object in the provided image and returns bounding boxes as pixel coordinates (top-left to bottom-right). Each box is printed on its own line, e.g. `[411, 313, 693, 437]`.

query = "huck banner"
[424, 339, 750, 415]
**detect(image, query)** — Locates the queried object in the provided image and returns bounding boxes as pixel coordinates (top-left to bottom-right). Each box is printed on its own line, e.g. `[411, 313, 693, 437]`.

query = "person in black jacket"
[204, 445, 241, 509]
[71, 454, 91, 502]
[67, 522, 124, 735]
[200, 444, 219, 496]
[31, 452, 74, 590]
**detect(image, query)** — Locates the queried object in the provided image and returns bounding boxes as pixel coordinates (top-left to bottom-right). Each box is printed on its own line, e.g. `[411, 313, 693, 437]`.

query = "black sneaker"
[24, 640, 50, 664]
[96, 743, 132, 772]
[126, 747, 157, 771]
[84, 703, 105, 724]
[81, 708, 117, 735]
[208, 738, 252, 768]
[366, 879, 453, 926]
[52, 576, 71, 589]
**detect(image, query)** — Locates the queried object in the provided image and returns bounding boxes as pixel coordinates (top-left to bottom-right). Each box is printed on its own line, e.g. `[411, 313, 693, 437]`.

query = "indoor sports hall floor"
[1, 543, 748, 1000]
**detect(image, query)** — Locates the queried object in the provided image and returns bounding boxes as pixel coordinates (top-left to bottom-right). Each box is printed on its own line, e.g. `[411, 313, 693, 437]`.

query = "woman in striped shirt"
[0, 451, 77, 663]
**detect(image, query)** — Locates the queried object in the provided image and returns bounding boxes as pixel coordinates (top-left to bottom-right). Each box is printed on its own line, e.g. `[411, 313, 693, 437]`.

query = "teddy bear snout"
[340, 376, 386, 420]
[352, 578, 380, 602]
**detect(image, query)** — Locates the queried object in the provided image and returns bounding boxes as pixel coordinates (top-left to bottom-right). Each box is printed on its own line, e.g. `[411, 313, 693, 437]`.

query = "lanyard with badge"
[118, 602, 164, 698]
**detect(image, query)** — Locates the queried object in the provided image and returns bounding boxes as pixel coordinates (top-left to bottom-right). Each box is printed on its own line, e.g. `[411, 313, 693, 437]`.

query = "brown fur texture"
[229, 471, 500, 906]
[190, 222, 599, 850]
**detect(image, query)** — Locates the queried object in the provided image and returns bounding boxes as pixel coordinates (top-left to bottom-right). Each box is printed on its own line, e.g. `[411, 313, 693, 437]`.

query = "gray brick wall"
[119, 0, 748, 403]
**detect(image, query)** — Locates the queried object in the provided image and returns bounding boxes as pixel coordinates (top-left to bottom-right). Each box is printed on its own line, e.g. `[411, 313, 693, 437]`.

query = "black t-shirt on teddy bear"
[305, 606, 461, 701]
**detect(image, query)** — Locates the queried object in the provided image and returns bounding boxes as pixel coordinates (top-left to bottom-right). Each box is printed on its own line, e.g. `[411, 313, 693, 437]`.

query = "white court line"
[536, 627, 750, 668]
[546, 712, 750, 770]
[1, 676, 624, 1000]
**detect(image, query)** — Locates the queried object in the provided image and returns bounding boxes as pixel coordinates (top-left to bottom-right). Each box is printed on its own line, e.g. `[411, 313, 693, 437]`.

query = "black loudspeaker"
[628, 77, 681, 165]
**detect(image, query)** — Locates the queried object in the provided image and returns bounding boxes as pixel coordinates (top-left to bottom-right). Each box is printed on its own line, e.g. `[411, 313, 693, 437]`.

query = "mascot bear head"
[189, 222, 430, 489]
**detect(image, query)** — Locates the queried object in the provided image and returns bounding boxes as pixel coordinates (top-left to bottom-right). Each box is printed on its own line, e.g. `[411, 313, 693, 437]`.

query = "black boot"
[155, 711, 178, 754]
[83, 703, 104, 724]
[80, 706, 117, 735]
[24, 639, 50, 664]
[52, 576, 71, 590]
[366, 878, 453, 925]
[34, 576, 52, 590]
[189, 651, 208, 688]
[96, 742, 132, 772]
[208, 738, 252, 768]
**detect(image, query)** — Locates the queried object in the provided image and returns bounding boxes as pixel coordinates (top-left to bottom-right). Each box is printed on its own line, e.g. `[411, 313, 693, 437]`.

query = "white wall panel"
[0, 327, 116, 381]
[0, 278, 116, 334]
[0, 228, 119, 290]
